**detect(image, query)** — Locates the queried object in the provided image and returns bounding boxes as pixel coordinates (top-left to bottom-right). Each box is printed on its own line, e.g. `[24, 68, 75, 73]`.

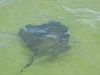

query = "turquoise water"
[0, 0, 100, 75]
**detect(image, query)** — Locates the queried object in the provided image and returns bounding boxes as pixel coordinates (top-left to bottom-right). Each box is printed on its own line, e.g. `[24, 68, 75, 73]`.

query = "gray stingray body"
[18, 21, 71, 56]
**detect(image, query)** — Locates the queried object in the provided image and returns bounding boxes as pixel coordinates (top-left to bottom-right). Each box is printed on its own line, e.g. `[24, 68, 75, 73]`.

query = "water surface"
[0, 0, 100, 75]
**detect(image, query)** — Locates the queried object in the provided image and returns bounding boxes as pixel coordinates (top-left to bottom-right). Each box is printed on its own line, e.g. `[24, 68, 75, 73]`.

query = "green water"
[0, 0, 100, 75]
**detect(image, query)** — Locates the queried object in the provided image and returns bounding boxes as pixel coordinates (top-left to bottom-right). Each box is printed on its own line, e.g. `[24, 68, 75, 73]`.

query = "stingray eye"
[26, 24, 32, 28]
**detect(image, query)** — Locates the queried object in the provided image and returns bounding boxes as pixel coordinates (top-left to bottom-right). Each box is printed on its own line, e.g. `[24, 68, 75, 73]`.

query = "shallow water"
[0, 0, 100, 75]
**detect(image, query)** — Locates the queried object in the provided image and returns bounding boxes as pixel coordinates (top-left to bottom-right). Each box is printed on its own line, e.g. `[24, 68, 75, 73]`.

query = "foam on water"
[62, 5, 100, 15]
[0, 0, 16, 5]
[62, 5, 100, 34]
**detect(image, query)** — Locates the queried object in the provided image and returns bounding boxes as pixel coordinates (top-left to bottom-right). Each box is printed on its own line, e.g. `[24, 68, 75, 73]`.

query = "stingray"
[17, 21, 71, 74]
